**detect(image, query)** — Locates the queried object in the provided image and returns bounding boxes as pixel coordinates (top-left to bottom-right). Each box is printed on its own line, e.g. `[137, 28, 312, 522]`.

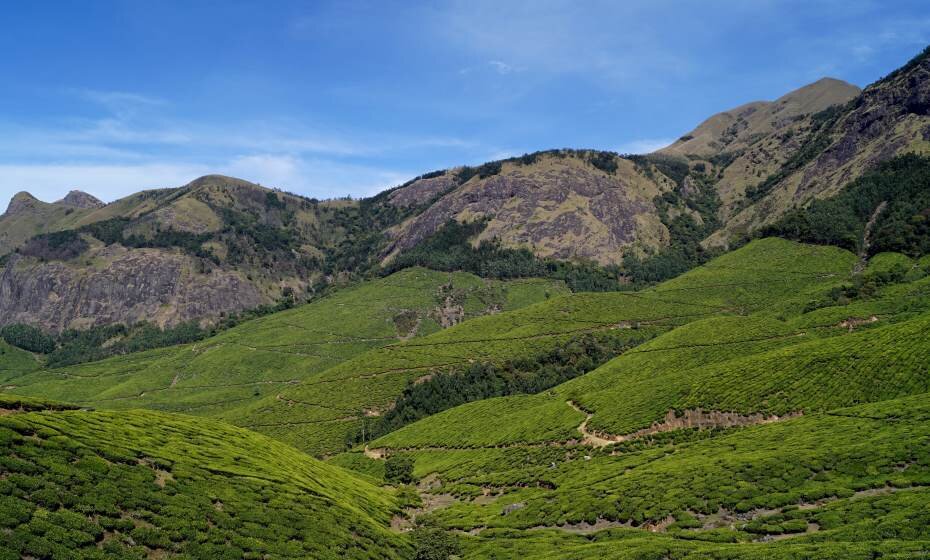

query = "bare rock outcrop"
[56, 190, 104, 209]
[0, 248, 265, 332]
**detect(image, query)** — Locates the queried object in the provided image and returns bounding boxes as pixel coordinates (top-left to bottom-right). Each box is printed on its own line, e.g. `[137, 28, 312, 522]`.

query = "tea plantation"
[3, 238, 930, 557]
[0, 395, 408, 559]
[1, 268, 564, 422]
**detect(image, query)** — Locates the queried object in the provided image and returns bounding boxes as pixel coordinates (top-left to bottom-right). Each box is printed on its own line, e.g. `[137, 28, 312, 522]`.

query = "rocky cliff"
[0, 248, 264, 331]
[383, 152, 672, 265]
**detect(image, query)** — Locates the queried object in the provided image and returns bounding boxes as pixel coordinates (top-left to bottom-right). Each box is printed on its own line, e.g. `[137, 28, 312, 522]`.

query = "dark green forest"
[348, 332, 650, 445]
[763, 154, 930, 256]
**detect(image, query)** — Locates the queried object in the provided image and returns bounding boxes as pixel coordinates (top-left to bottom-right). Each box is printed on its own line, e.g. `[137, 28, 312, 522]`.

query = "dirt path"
[568, 400, 620, 447]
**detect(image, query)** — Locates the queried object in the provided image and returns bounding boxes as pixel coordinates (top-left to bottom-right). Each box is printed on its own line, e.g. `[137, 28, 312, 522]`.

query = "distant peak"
[56, 190, 104, 209]
[779, 77, 860, 101]
[3, 191, 40, 216]
[186, 174, 262, 191]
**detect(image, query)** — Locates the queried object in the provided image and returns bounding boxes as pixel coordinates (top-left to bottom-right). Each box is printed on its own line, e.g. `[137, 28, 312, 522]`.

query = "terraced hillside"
[0, 395, 408, 559]
[3, 237, 930, 557]
[307, 243, 930, 556]
[229, 238, 857, 455]
[1, 268, 564, 424]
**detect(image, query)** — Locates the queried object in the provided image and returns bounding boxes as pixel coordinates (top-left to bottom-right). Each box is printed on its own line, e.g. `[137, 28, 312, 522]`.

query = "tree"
[384, 454, 416, 484]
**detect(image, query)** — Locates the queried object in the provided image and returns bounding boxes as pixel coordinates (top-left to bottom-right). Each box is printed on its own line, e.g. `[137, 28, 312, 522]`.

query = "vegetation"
[4, 235, 930, 557]
[411, 524, 461, 560]
[17, 230, 88, 261]
[2, 269, 564, 452]
[384, 455, 417, 485]
[0, 406, 407, 559]
[350, 332, 648, 445]
[0, 324, 56, 354]
[622, 172, 724, 285]
[763, 154, 930, 255]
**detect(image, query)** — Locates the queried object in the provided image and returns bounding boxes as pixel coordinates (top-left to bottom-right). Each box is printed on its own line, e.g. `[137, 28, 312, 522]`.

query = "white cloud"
[615, 138, 674, 154]
[488, 60, 514, 75]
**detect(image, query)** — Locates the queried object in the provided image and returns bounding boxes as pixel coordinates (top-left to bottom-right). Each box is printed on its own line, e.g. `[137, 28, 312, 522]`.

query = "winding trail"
[568, 400, 619, 447]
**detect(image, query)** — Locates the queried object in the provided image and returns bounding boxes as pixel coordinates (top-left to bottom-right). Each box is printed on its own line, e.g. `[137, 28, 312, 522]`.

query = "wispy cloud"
[0, 89, 436, 202]
[488, 60, 515, 75]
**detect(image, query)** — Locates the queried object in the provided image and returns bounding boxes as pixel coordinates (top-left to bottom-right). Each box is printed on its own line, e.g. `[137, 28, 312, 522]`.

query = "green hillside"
[236, 238, 856, 454]
[315, 241, 930, 556]
[4, 237, 930, 557]
[0, 395, 407, 559]
[2, 268, 563, 417]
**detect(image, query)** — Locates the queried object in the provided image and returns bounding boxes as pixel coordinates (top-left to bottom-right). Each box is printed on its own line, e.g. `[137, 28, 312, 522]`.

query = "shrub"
[411, 525, 461, 560]
[384, 455, 416, 485]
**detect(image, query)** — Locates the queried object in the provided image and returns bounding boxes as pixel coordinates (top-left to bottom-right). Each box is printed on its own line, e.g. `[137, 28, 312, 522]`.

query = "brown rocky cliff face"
[3, 192, 42, 217]
[56, 190, 104, 209]
[384, 155, 666, 265]
[706, 50, 930, 246]
[796, 55, 930, 198]
[0, 248, 265, 332]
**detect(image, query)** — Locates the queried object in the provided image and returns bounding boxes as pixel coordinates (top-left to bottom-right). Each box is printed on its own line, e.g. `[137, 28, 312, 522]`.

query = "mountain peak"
[56, 190, 104, 209]
[772, 77, 860, 114]
[3, 191, 41, 217]
[659, 77, 860, 158]
[187, 174, 262, 191]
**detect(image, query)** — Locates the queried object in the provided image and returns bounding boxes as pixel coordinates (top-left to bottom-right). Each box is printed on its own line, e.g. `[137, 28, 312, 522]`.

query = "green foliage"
[623, 174, 724, 285]
[384, 454, 416, 484]
[587, 151, 618, 174]
[763, 154, 930, 256]
[353, 332, 646, 444]
[0, 409, 408, 559]
[79, 217, 129, 245]
[264, 191, 286, 209]
[412, 525, 461, 560]
[4, 269, 564, 455]
[18, 230, 88, 261]
[0, 324, 56, 354]
[45, 321, 210, 368]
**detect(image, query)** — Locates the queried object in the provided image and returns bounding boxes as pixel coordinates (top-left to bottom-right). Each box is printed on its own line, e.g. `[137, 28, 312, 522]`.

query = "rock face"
[0, 248, 264, 332]
[706, 48, 930, 245]
[56, 190, 104, 209]
[3, 192, 41, 217]
[384, 153, 669, 265]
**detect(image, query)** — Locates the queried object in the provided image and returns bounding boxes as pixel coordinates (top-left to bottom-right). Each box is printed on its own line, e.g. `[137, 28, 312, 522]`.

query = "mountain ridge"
[2, 47, 929, 332]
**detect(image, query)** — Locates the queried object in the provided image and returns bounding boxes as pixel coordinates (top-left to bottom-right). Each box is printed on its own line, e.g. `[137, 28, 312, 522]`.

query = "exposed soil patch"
[854, 201, 887, 274]
[837, 315, 878, 331]
[568, 400, 802, 447]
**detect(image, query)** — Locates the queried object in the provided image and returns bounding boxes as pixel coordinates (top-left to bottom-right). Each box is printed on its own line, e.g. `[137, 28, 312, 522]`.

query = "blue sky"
[1, 1, 928, 203]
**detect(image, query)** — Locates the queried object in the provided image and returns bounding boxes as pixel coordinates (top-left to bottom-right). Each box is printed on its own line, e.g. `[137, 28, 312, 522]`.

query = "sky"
[1, 1, 928, 204]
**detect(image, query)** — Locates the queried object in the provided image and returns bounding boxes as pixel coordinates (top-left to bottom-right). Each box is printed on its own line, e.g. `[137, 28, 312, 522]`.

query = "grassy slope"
[0, 340, 40, 381]
[0, 395, 408, 559]
[238, 238, 857, 455]
[335, 242, 930, 556]
[1, 268, 564, 438]
[431, 393, 930, 559]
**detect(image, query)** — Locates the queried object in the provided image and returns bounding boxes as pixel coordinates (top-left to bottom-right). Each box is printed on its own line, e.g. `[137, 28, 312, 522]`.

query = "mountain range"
[1, 45, 929, 560]
[3, 49, 929, 333]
